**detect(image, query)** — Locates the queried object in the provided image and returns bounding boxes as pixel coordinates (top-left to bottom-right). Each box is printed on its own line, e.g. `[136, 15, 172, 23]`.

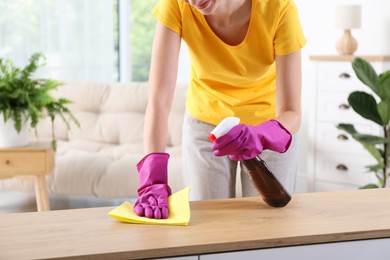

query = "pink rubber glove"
[212, 120, 292, 161]
[133, 153, 172, 219]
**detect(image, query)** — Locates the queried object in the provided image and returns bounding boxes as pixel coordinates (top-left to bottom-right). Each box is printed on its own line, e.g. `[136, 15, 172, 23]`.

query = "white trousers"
[182, 112, 298, 201]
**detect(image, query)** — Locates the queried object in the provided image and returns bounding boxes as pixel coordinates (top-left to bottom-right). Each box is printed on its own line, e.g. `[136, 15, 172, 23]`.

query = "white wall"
[295, 0, 390, 191]
[296, 0, 390, 56]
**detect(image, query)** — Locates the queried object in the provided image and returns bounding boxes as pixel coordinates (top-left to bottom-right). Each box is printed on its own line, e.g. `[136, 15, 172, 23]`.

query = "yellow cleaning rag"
[108, 187, 190, 226]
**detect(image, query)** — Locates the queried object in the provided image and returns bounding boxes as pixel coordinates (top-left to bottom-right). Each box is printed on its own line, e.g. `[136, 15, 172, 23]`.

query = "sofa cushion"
[0, 82, 188, 198]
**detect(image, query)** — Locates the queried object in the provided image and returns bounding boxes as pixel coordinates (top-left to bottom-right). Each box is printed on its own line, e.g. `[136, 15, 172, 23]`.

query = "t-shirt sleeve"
[274, 0, 307, 56]
[151, 0, 183, 36]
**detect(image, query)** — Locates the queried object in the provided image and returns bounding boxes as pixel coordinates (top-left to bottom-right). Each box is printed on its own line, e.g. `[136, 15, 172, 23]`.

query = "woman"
[134, 0, 306, 219]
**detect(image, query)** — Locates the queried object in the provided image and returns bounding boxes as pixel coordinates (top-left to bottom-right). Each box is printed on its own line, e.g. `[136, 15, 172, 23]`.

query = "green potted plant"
[337, 57, 390, 189]
[0, 52, 79, 150]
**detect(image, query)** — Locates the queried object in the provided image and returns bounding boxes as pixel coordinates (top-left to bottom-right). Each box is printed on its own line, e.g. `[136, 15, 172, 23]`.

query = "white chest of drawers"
[308, 55, 390, 192]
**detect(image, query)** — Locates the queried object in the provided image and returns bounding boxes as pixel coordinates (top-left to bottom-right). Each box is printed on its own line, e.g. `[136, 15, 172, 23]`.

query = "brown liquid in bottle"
[242, 155, 291, 207]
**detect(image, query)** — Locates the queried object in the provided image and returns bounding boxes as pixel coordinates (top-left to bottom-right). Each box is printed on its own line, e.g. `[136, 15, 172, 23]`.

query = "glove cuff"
[258, 120, 292, 153]
[137, 153, 170, 188]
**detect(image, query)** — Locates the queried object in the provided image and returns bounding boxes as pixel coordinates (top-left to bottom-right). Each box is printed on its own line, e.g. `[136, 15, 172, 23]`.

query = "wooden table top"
[1, 189, 390, 259]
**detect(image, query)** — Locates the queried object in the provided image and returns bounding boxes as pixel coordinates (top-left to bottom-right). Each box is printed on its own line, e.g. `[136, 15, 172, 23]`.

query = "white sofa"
[0, 82, 187, 198]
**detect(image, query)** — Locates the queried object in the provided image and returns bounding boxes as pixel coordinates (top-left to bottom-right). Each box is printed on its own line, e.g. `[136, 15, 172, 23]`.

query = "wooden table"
[0, 142, 54, 211]
[1, 189, 390, 259]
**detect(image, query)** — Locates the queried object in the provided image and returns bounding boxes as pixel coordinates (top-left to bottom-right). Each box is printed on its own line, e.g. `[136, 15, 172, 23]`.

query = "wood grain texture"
[0, 189, 390, 259]
[0, 142, 54, 177]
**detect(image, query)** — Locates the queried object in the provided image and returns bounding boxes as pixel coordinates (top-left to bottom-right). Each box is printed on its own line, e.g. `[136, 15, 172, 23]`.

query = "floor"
[0, 190, 134, 214]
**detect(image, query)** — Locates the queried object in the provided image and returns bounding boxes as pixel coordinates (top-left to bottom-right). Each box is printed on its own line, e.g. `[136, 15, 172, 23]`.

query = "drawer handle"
[337, 134, 349, 141]
[338, 103, 350, 110]
[336, 164, 348, 171]
[339, 73, 351, 79]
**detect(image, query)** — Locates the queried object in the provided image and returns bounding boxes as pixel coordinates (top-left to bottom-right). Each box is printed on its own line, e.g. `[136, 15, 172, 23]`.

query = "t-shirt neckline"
[196, 0, 256, 48]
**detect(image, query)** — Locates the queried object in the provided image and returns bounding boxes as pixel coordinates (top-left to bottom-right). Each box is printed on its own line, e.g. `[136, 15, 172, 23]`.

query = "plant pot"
[0, 115, 29, 148]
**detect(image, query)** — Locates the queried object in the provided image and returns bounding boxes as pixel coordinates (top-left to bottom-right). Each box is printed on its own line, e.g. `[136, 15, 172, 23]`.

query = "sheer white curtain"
[0, 0, 114, 82]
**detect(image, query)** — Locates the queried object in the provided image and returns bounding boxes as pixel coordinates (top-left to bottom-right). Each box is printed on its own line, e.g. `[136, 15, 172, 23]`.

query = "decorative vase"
[0, 115, 29, 148]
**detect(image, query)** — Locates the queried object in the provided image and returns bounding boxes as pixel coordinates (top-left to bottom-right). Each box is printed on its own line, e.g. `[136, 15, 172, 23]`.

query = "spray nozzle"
[208, 117, 240, 142]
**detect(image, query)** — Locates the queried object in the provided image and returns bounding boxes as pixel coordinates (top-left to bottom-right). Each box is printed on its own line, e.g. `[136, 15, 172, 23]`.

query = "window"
[128, 0, 158, 81]
[117, 0, 190, 83]
[0, 0, 115, 82]
[0, 0, 159, 83]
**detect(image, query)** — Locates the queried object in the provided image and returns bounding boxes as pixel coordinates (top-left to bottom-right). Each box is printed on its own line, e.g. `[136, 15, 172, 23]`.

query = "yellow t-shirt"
[152, 0, 306, 125]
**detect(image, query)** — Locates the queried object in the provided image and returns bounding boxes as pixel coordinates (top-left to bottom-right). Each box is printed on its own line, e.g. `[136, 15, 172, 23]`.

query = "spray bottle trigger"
[209, 117, 240, 141]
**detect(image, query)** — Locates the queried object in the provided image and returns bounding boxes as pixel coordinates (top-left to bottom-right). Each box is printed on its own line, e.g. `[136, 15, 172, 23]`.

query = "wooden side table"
[0, 142, 55, 211]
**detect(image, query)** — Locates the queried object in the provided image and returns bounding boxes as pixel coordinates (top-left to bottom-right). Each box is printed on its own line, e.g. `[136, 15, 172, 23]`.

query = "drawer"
[317, 62, 362, 92]
[0, 152, 49, 176]
[316, 91, 372, 124]
[315, 122, 381, 154]
[315, 152, 377, 186]
[317, 61, 385, 92]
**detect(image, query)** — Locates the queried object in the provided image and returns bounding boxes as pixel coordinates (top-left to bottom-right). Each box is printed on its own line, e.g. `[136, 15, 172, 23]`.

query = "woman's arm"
[275, 50, 302, 134]
[144, 21, 182, 153]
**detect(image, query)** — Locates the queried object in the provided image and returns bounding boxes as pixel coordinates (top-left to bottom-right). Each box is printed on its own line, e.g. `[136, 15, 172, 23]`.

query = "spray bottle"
[208, 117, 291, 207]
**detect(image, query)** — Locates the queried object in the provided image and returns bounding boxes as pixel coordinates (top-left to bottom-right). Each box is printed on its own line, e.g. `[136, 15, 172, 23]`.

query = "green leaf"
[358, 135, 390, 145]
[0, 52, 79, 149]
[51, 139, 57, 151]
[377, 100, 390, 125]
[336, 123, 385, 166]
[336, 123, 390, 144]
[336, 123, 356, 134]
[365, 164, 383, 172]
[352, 57, 382, 98]
[359, 183, 379, 189]
[361, 144, 384, 167]
[348, 91, 383, 125]
[380, 71, 390, 99]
